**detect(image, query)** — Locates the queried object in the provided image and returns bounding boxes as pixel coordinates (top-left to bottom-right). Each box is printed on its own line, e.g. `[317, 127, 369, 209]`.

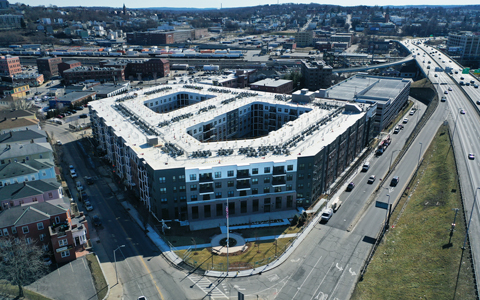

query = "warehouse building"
[89, 84, 376, 230]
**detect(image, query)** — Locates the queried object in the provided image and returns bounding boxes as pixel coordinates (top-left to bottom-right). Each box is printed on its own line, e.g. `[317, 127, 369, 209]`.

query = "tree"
[0, 237, 48, 297]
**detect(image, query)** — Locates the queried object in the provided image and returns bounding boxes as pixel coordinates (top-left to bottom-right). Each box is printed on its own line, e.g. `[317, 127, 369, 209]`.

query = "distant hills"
[137, 7, 217, 11]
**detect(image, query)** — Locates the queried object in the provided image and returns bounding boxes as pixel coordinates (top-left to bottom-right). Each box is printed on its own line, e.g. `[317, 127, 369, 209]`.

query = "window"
[299, 164, 305, 170]
[2, 228, 7, 236]
[275, 187, 282, 193]
[59, 239, 68, 246]
[37, 223, 44, 230]
[287, 184, 293, 191]
[192, 206, 199, 219]
[252, 178, 258, 184]
[190, 184, 197, 191]
[191, 195, 198, 201]
[298, 183, 304, 189]
[228, 191, 234, 197]
[287, 195, 293, 208]
[241, 201, 247, 214]
[204, 205, 211, 218]
[172, 176, 176, 182]
[22, 226, 29, 234]
[11, 227, 16, 234]
[252, 188, 258, 194]
[298, 174, 304, 179]
[179, 175, 185, 181]
[252, 168, 258, 174]
[215, 182, 222, 188]
[216, 204, 223, 217]
[215, 171, 221, 178]
[190, 174, 197, 181]
[227, 170, 234, 177]
[227, 181, 234, 187]
[159, 177, 166, 183]
[287, 174, 293, 181]
[161, 198, 167, 202]
[215, 192, 222, 198]
[160, 188, 167, 194]
[264, 177, 270, 183]
[179, 185, 186, 192]
[276, 197, 282, 209]
[43, 244, 49, 251]
[55, 216, 60, 223]
[287, 165, 293, 171]
[264, 167, 271, 173]
[26, 238, 32, 245]
[263, 187, 270, 193]
[253, 199, 259, 212]
[61, 250, 70, 258]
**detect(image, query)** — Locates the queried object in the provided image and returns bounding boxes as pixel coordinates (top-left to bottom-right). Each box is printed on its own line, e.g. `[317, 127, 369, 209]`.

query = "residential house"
[0, 179, 62, 210]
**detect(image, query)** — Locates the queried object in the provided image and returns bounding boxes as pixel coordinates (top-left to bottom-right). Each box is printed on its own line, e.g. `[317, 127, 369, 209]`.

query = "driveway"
[27, 256, 98, 300]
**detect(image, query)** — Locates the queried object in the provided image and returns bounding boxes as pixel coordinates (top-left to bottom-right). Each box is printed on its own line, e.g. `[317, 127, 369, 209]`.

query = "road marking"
[290, 258, 300, 263]
[328, 264, 348, 300]
[335, 263, 343, 271]
[314, 292, 328, 300]
[267, 274, 279, 282]
[234, 285, 245, 291]
[291, 256, 323, 300]
[349, 268, 357, 276]
[309, 261, 335, 300]
[186, 274, 229, 299]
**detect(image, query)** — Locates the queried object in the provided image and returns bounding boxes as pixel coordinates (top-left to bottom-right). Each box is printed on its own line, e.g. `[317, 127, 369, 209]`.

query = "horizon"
[19, 1, 480, 10]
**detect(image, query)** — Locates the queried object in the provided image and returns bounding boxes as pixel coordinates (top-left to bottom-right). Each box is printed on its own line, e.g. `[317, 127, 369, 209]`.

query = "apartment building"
[89, 84, 376, 230]
[0, 55, 21, 76]
[301, 60, 333, 91]
[37, 56, 62, 77]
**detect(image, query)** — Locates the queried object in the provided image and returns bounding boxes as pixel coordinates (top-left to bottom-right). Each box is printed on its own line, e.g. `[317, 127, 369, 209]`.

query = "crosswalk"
[186, 274, 229, 299]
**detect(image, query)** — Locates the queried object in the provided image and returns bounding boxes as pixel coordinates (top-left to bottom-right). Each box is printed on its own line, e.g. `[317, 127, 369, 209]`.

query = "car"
[346, 182, 355, 191]
[137, 81, 143, 85]
[75, 106, 84, 110]
[466, 82, 471, 86]
[93, 215, 102, 227]
[403, 118, 409, 124]
[434, 74, 438, 77]
[394, 126, 400, 134]
[56, 140, 62, 146]
[409, 110, 415, 115]
[81, 191, 89, 201]
[69, 165, 75, 171]
[320, 208, 334, 222]
[444, 90, 448, 94]
[448, 87, 452, 91]
[70, 170, 77, 179]
[138, 297, 147, 300]
[79, 114, 88, 119]
[76, 181, 84, 192]
[85, 176, 94, 185]
[70, 109, 77, 114]
[368, 175, 376, 184]
[56, 115, 63, 119]
[449, 60, 451, 62]
[43, 256, 52, 266]
[85, 202, 94, 211]
[477, 101, 480, 105]
[460, 109, 466, 114]
[468, 153, 475, 160]
[390, 176, 400, 187]
[35, 91, 41, 95]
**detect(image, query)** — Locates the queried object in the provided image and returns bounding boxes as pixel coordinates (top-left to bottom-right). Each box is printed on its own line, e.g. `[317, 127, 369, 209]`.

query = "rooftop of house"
[0, 201, 67, 228]
[0, 129, 46, 144]
[0, 178, 60, 201]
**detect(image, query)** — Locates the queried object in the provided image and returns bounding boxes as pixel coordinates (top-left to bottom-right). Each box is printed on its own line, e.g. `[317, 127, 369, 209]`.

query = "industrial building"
[63, 66, 125, 85]
[319, 74, 411, 133]
[89, 83, 376, 230]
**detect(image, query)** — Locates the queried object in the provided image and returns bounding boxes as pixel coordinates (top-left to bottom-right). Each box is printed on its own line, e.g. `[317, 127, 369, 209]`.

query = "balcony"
[236, 180, 251, 190]
[273, 167, 286, 175]
[272, 177, 286, 186]
[199, 183, 214, 194]
[236, 170, 250, 179]
[199, 174, 214, 183]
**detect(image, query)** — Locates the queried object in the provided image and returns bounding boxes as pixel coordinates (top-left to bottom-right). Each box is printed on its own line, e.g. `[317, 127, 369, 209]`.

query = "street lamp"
[114, 245, 125, 284]
[389, 149, 401, 170]
[418, 142, 423, 167]
[463, 188, 480, 250]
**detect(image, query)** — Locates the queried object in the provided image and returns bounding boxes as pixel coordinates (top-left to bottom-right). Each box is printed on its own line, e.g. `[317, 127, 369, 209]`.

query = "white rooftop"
[90, 84, 368, 170]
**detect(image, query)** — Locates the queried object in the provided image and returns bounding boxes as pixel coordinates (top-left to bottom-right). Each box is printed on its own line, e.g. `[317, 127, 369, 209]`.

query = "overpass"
[334, 54, 416, 73]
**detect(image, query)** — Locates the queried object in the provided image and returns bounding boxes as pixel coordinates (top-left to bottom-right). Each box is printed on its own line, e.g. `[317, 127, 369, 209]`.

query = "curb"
[90, 252, 110, 300]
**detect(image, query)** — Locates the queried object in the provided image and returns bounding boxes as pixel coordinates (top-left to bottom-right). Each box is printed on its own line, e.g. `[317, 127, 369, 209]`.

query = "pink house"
[0, 179, 63, 210]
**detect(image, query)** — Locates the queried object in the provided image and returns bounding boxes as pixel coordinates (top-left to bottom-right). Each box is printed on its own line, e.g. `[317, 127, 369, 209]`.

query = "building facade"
[301, 60, 333, 91]
[295, 31, 314, 47]
[0, 55, 21, 76]
[37, 56, 62, 77]
[63, 66, 125, 85]
[447, 32, 480, 60]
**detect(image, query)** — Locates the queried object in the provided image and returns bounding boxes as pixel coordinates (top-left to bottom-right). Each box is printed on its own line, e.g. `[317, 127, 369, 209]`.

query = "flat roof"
[325, 74, 410, 103]
[251, 78, 292, 88]
[90, 84, 369, 171]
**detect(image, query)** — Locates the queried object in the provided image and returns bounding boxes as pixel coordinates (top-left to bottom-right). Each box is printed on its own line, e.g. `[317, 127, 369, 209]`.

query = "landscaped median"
[85, 253, 108, 300]
[352, 124, 476, 300]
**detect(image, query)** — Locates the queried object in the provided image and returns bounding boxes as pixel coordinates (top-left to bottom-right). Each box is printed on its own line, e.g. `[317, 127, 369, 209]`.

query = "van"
[362, 162, 370, 172]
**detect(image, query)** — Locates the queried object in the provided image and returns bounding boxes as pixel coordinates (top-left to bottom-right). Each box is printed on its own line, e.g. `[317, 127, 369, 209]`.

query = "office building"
[37, 56, 62, 77]
[0, 55, 21, 76]
[447, 32, 480, 59]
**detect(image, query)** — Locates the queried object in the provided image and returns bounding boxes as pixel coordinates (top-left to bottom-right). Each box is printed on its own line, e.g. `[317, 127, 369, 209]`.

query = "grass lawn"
[235, 224, 301, 238]
[0, 280, 51, 300]
[177, 238, 294, 271]
[85, 253, 108, 300]
[351, 125, 476, 300]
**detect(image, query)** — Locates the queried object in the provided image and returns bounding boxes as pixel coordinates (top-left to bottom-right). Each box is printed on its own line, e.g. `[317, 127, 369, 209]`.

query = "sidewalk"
[90, 228, 123, 300]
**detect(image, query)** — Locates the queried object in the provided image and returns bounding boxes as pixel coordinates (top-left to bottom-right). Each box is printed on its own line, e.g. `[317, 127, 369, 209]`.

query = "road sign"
[462, 68, 470, 74]
[375, 201, 389, 210]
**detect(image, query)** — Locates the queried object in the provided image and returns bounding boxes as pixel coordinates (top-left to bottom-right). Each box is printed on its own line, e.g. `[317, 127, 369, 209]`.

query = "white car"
[85, 201, 94, 211]
[70, 170, 77, 179]
[448, 87, 452, 91]
[409, 110, 415, 115]
[76, 181, 84, 192]
[403, 118, 409, 124]
[321, 208, 334, 222]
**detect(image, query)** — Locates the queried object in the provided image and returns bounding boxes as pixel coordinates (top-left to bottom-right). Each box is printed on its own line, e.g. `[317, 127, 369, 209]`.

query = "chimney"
[23, 181, 26, 186]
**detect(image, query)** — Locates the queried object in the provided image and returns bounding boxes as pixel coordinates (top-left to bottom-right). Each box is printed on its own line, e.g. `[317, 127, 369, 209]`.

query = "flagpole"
[226, 197, 229, 273]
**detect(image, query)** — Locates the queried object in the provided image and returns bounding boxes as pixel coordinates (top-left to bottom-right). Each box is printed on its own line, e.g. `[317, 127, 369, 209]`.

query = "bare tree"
[0, 237, 48, 297]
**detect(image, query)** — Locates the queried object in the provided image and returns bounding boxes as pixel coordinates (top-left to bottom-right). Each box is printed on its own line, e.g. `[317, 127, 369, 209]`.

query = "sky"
[20, 0, 479, 9]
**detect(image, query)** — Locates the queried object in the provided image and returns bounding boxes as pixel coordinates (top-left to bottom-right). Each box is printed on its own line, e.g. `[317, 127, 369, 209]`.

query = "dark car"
[85, 176, 94, 185]
[346, 182, 355, 191]
[79, 114, 88, 118]
[81, 191, 89, 202]
[93, 215, 102, 227]
[390, 176, 400, 187]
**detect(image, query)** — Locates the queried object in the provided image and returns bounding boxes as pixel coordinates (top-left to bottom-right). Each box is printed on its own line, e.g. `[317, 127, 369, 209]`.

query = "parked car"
[70, 170, 77, 179]
[390, 176, 400, 186]
[93, 215, 102, 227]
[321, 208, 334, 223]
[460, 109, 466, 114]
[403, 118, 409, 124]
[76, 181, 84, 192]
[409, 110, 415, 115]
[85, 176, 94, 185]
[81, 191, 89, 202]
[448, 87, 452, 91]
[468, 153, 475, 160]
[79, 114, 88, 119]
[85, 202, 94, 211]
